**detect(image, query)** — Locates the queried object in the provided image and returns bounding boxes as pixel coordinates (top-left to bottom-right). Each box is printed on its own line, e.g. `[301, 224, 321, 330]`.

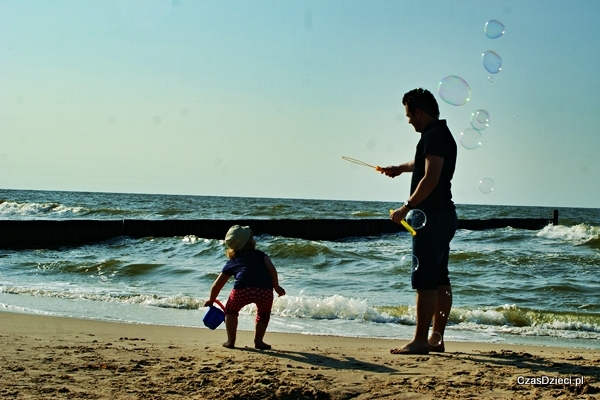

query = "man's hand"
[378, 165, 403, 178]
[390, 206, 409, 225]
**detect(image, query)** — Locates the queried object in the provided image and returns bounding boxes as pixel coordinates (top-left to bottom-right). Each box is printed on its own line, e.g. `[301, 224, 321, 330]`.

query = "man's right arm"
[379, 160, 414, 178]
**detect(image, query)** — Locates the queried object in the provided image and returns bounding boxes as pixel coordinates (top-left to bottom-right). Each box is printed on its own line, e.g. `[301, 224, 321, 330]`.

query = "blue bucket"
[203, 299, 225, 330]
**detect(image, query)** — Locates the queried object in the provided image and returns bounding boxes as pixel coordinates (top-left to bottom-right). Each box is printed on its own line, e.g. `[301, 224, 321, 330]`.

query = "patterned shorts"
[225, 287, 274, 324]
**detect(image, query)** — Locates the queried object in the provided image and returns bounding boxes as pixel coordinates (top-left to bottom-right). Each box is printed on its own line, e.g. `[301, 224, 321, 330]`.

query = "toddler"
[205, 225, 285, 349]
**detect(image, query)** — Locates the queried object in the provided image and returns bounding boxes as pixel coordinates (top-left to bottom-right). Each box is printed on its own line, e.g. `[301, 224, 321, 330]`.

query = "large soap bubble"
[482, 51, 502, 74]
[470, 110, 490, 130]
[460, 128, 482, 150]
[479, 177, 495, 194]
[428, 331, 443, 346]
[401, 254, 419, 272]
[485, 20, 505, 39]
[406, 209, 427, 230]
[438, 75, 471, 106]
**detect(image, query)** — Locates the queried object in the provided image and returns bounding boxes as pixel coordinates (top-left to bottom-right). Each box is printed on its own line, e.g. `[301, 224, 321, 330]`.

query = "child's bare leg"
[254, 320, 271, 349]
[254, 291, 274, 350]
[223, 314, 237, 348]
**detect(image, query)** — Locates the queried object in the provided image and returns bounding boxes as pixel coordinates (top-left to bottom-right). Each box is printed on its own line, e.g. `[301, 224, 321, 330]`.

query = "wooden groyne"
[0, 211, 557, 249]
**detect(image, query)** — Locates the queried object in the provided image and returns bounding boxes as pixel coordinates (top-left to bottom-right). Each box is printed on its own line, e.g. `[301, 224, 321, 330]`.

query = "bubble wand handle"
[389, 209, 417, 236]
[401, 220, 417, 236]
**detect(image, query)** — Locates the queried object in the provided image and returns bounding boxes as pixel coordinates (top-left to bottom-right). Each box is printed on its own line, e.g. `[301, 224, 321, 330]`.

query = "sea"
[1, 189, 599, 350]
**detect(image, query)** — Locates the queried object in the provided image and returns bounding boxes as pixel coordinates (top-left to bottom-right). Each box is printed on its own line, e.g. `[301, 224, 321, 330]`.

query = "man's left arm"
[390, 154, 444, 223]
[408, 154, 444, 206]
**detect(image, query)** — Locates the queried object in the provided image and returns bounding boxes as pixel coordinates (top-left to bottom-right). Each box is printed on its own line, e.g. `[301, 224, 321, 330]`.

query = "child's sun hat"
[225, 225, 252, 250]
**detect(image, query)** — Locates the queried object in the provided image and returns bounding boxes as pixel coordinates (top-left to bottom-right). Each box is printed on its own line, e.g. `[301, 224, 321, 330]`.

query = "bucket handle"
[212, 299, 225, 311]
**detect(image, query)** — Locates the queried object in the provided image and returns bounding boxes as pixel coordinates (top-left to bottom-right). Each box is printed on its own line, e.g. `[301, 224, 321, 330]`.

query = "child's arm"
[204, 273, 230, 306]
[264, 255, 286, 296]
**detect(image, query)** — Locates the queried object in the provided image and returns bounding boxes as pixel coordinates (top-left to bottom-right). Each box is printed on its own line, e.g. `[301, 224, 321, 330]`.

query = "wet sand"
[0, 311, 598, 399]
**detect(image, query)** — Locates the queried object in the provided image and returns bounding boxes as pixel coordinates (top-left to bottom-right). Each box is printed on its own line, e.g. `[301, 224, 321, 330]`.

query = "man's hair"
[402, 88, 440, 119]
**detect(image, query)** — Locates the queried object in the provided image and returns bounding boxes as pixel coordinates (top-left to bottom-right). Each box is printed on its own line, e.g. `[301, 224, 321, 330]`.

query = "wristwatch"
[403, 200, 413, 209]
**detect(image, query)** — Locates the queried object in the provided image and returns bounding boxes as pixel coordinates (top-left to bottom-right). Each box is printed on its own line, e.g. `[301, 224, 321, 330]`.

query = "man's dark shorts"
[411, 209, 458, 290]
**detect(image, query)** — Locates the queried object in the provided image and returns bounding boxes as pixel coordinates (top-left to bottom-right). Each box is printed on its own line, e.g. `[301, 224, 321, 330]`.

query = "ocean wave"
[30, 259, 169, 278]
[0, 200, 85, 218]
[2, 286, 599, 340]
[35, 259, 120, 275]
[0, 286, 203, 309]
[275, 298, 600, 338]
[82, 208, 135, 217]
[351, 211, 385, 218]
[0, 287, 399, 323]
[450, 304, 600, 334]
[537, 224, 600, 246]
[266, 239, 335, 259]
[249, 204, 295, 217]
[272, 294, 389, 322]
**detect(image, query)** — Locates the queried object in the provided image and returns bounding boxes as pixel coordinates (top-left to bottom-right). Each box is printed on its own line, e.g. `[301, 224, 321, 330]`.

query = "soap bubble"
[470, 110, 490, 130]
[438, 75, 471, 106]
[485, 20, 505, 39]
[479, 177, 495, 194]
[482, 51, 502, 74]
[401, 254, 419, 272]
[406, 209, 427, 230]
[460, 128, 482, 150]
[428, 331, 443, 346]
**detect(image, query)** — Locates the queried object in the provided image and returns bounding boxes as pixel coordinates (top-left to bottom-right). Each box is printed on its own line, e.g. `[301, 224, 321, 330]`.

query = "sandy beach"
[0, 311, 597, 399]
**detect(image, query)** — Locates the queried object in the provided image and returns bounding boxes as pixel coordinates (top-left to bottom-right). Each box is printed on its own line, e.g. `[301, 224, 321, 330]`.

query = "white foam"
[246, 294, 394, 323]
[455, 308, 509, 325]
[0, 200, 84, 218]
[537, 224, 599, 245]
[0, 286, 203, 309]
[3, 285, 600, 343]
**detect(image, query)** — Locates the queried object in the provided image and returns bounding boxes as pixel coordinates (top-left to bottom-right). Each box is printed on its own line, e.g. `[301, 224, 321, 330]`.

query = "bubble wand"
[342, 156, 382, 172]
[390, 209, 417, 236]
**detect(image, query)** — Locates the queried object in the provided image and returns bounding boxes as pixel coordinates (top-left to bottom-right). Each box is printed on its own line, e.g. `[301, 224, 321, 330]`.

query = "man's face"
[404, 104, 424, 133]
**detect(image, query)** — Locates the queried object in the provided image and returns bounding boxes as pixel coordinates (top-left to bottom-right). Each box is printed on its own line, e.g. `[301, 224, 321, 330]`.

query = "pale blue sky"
[1, 1, 599, 208]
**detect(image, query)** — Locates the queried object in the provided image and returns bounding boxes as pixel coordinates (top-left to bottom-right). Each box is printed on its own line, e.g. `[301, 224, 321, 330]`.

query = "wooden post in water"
[0, 210, 559, 249]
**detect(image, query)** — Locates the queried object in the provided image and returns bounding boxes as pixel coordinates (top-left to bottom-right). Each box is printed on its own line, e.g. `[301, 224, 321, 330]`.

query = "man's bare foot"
[254, 341, 271, 350]
[390, 341, 429, 355]
[222, 341, 235, 349]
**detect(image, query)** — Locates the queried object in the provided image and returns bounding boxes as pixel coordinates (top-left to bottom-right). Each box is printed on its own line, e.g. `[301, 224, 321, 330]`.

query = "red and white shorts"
[225, 287, 273, 324]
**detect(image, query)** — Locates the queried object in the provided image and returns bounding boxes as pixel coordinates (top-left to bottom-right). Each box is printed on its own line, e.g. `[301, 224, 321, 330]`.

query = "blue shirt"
[221, 250, 273, 289]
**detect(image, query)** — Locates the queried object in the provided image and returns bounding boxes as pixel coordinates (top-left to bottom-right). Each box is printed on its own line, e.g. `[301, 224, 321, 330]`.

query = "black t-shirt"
[221, 250, 273, 289]
[410, 119, 457, 212]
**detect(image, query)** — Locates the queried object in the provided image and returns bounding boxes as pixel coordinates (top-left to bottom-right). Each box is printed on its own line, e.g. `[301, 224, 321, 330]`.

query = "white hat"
[224, 225, 252, 251]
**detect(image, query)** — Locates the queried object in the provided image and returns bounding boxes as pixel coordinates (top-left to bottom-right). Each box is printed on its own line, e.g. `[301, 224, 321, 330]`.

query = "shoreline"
[1, 311, 598, 399]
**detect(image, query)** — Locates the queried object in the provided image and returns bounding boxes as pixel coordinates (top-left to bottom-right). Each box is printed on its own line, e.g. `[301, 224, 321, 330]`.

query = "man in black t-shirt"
[382, 88, 458, 355]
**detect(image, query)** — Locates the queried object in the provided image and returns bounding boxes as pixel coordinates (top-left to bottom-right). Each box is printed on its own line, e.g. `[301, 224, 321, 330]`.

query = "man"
[382, 88, 458, 355]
